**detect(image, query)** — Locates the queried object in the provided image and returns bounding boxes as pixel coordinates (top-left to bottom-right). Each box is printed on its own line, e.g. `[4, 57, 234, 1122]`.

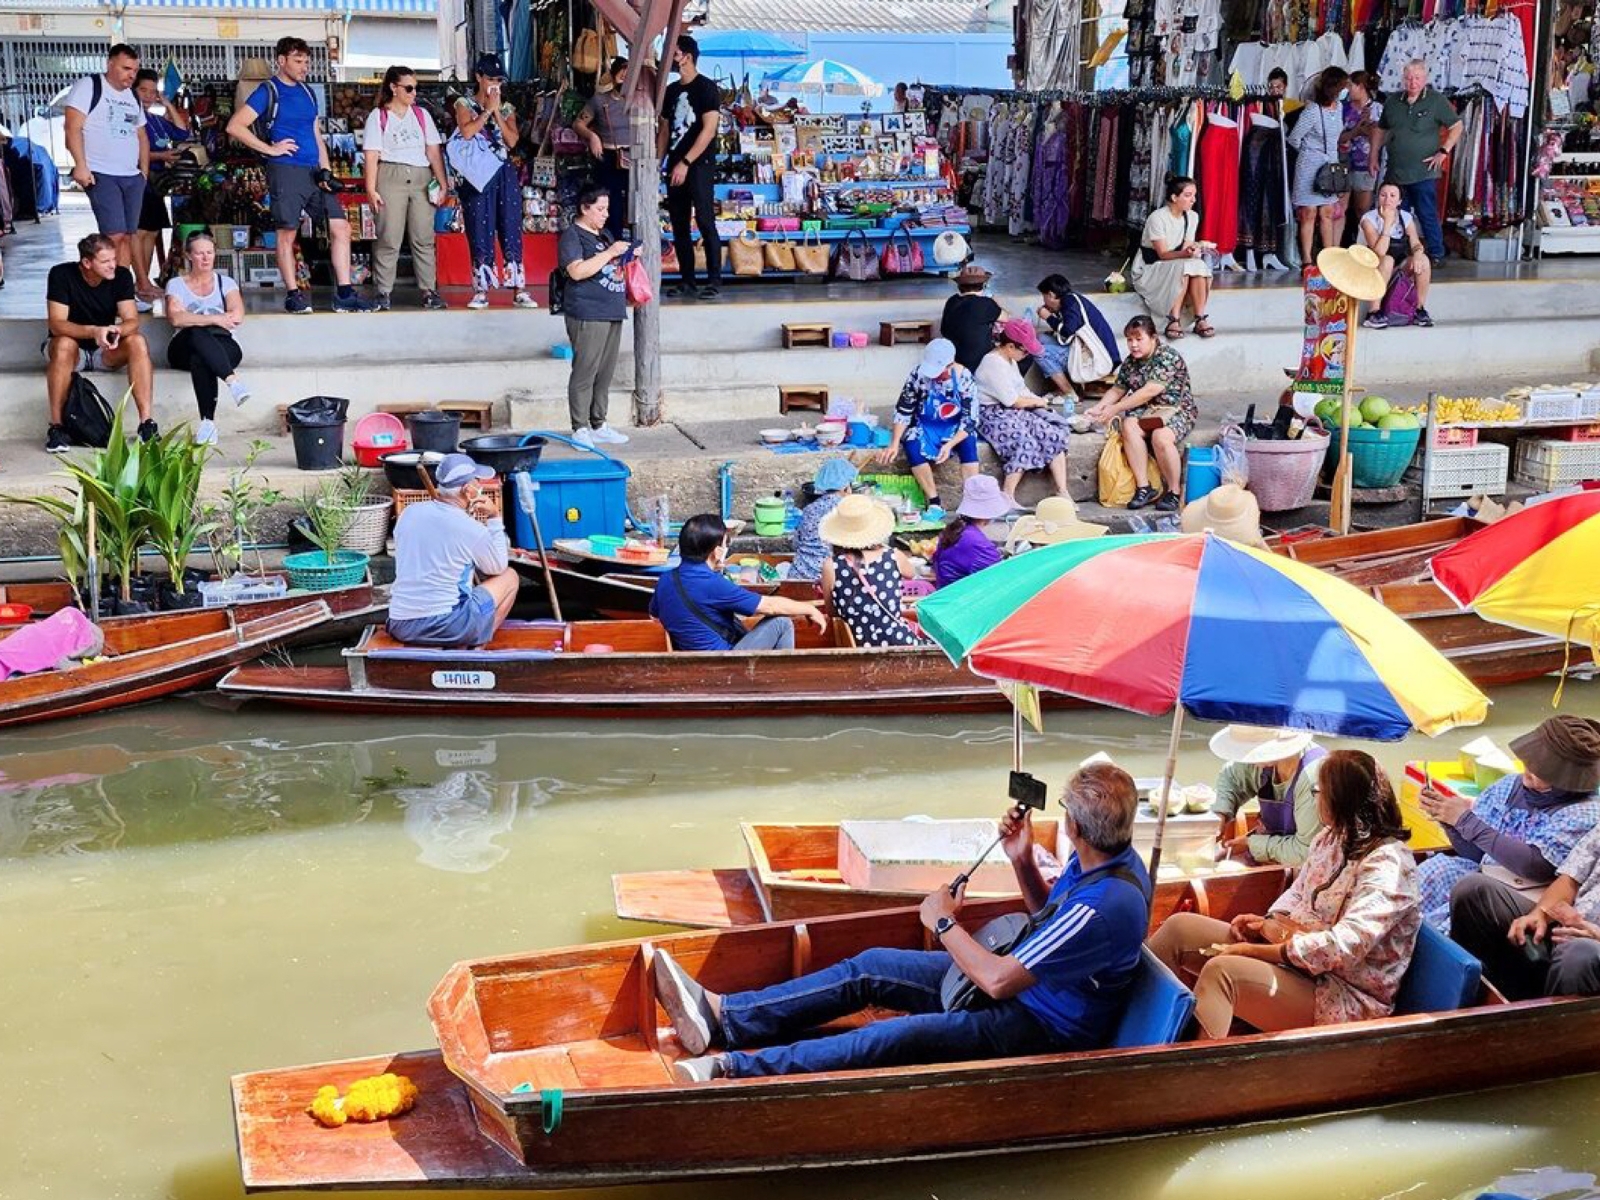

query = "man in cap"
[1435, 719, 1600, 978]
[1209, 724, 1328, 866]
[658, 34, 723, 300]
[386, 453, 518, 648]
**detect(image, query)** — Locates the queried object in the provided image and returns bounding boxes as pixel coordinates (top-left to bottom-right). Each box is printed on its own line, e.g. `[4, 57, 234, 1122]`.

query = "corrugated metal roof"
[707, 0, 992, 33]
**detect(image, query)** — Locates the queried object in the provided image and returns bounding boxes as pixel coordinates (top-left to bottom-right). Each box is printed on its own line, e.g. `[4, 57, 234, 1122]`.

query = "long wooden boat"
[512, 550, 812, 619]
[0, 600, 332, 728]
[217, 617, 1032, 718]
[1273, 517, 1571, 687]
[231, 872, 1600, 1192]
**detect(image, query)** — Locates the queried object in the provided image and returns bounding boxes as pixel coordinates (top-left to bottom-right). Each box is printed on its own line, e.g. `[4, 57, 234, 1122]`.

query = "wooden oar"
[85, 501, 101, 624]
[513, 472, 563, 624]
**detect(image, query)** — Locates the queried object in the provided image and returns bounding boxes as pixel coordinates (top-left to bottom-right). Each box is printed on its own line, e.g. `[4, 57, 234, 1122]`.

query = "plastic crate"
[1580, 390, 1600, 418]
[393, 476, 502, 524]
[1432, 425, 1479, 448]
[1427, 443, 1510, 498]
[1556, 422, 1600, 442]
[1513, 438, 1600, 488]
[198, 575, 289, 608]
[1525, 390, 1582, 422]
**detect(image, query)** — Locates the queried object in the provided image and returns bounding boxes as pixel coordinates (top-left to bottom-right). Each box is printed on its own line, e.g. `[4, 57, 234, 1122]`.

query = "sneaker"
[591, 423, 630, 445]
[570, 427, 597, 449]
[1363, 312, 1389, 329]
[285, 289, 313, 315]
[663, 283, 691, 299]
[697, 285, 721, 300]
[1127, 485, 1159, 511]
[421, 290, 448, 311]
[372, 292, 392, 312]
[332, 291, 376, 314]
[670, 1055, 726, 1084]
[513, 290, 539, 309]
[45, 424, 70, 454]
[135, 297, 154, 314]
[227, 378, 252, 407]
[467, 291, 489, 310]
[652, 950, 720, 1056]
[1412, 307, 1435, 328]
[137, 419, 159, 444]
[1154, 491, 1179, 513]
[194, 419, 218, 446]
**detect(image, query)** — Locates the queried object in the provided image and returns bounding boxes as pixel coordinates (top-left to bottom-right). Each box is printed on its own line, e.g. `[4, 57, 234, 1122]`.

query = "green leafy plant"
[141, 425, 217, 596]
[203, 439, 285, 578]
[304, 476, 356, 565]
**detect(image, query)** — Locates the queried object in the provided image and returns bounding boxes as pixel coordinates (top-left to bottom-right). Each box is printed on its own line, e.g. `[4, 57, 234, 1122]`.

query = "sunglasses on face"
[397, 83, 416, 92]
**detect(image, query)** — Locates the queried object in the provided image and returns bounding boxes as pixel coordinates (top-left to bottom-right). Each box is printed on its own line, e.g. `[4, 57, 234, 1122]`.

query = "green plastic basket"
[1322, 426, 1422, 489]
[858, 473, 926, 503]
[282, 550, 369, 592]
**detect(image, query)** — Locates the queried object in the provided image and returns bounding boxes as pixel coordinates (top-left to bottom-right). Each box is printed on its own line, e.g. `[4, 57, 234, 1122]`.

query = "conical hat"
[1316, 245, 1386, 302]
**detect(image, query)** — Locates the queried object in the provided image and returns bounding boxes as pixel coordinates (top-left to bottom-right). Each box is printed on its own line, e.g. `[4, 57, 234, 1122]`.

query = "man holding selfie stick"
[43, 233, 156, 453]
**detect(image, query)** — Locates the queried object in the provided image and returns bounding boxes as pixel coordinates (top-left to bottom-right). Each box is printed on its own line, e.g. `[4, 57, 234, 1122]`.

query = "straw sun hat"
[1209, 724, 1316, 765]
[1316, 245, 1386, 302]
[818, 494, 895, 550]
[1008, 495, 1106, 546]
[1181, 484, 1266, 548]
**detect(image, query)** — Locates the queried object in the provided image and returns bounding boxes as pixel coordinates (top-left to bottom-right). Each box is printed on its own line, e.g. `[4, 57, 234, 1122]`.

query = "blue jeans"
[732, 615, 794, 651]
[719, 947, 1065, 1077]
[1400, 179, 1445, 260]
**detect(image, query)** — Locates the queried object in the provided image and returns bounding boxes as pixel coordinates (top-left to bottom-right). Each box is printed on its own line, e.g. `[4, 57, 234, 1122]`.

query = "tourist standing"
[557, 186, 630, 447]
[1340, 71, 1383, 227]
[63, 45, 148, 272]
[363, 65, 449, 311]
[659, 35, 723, 299]
[450, 53, 536, 311]
[164, 231, 250, 446]
[1372, 59, 1462, 262]
[574, 58, 631, 239]
[133, 67, 187, 306]
[1287, 67, 1350, 269]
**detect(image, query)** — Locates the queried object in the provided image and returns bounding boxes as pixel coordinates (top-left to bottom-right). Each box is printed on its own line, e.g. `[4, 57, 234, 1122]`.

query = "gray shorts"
[266, 162, 347, 230]
[41, 338, 108, 372]
[386, 586, 499, 649]
[86, 173, 145, 235]
[1348, 171, 1378, 193]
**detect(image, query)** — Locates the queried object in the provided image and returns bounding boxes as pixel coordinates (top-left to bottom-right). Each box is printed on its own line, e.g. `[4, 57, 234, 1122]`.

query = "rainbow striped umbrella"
[1431, 490, 1600, 662]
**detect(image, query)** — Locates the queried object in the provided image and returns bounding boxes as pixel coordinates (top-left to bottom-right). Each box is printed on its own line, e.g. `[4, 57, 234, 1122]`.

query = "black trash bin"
[407, 410, 462, 454]
[287, 395, 350, 471]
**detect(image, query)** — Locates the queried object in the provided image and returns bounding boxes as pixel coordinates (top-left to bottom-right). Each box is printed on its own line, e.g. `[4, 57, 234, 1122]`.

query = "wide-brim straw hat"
[954, 263, 992, 287]
[1181, 484, 1266, 548]
[1210, 724, 1316, 765]
[819, 494, 896, 549]
[1010, 495, 1106, 545]
[1316, 245, 1386, 302]
[1510, 716, 1600, 792]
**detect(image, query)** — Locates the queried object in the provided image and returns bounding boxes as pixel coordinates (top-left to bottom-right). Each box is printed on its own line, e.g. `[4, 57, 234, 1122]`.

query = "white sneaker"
[570, 427, 596, 449]
[513, 290, 539, 309]
[194, 419, 218, 446]
[591, 423, 629, 445]
[467, 291, 489, 310]
[227, 378, 251, 407]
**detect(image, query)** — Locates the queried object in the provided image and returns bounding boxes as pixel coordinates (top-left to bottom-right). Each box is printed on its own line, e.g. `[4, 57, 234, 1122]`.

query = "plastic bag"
[286, 396, 350, 429]
[1215, 421, 1250, 487]
[624, 258, 653, 306]
[1097, 426, 1165, 507]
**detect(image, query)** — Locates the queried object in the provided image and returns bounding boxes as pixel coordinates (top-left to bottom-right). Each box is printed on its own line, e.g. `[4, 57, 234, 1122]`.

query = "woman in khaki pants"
[363, 65, 451, 310]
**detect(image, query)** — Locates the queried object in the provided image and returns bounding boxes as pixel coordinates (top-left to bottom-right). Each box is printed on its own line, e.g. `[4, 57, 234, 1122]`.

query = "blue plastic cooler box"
[509, 453, 631, 548]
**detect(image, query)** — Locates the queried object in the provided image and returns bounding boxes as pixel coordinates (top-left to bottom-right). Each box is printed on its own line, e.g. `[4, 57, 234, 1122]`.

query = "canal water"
[2, 680, 1598, 1200]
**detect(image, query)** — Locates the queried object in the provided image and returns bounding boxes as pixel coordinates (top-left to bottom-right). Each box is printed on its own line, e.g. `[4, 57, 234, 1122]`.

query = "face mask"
[1338, 88, 1350, 102]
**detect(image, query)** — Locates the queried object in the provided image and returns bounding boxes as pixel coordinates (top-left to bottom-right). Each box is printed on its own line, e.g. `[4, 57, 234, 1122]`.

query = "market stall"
[1421, 384, 1600, 504]
[1533, 0, 1600, 253]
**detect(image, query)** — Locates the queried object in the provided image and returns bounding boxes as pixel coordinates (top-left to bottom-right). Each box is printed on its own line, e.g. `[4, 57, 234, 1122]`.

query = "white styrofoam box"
[1124, 810, 1221, 874]
[839, 819, 1019, 895]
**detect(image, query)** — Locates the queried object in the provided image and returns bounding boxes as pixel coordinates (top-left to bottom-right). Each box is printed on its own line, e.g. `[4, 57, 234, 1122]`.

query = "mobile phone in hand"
[105, 327, 120, 348]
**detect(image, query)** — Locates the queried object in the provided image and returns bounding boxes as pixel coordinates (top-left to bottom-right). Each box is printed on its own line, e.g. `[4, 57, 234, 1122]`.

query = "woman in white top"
[363, 65, 450, 311]
[973, 317, 1072, 505]
[1359, 182, 1433, 328]
[164, 230, 248, 446]
[1287, 67, 1350, 267]
[1131, 176, 1215, 340]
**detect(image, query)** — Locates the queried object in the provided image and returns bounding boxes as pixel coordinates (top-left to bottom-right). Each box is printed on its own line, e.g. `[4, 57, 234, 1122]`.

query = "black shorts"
[138, 185, 170, 232]
[266, 162, 347, 230]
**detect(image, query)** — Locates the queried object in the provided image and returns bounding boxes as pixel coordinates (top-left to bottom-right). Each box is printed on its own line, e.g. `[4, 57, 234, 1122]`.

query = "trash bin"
[287, 395, 349, 471]
[407, 410, 462, 454]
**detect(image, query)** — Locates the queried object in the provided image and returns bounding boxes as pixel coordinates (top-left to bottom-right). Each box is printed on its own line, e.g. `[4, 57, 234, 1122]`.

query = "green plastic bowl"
[587, 535, 626, 557]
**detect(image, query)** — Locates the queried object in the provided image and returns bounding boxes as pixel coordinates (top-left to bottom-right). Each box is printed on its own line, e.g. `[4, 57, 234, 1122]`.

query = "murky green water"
[2, 682, 1598, 1200]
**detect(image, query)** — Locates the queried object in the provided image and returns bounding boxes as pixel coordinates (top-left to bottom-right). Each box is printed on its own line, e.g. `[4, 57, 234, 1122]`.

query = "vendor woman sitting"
[1211, 724, 1328, 866]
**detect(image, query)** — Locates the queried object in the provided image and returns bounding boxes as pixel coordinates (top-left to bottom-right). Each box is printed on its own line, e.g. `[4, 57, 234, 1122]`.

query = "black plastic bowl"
[460, 433, 546, 477]
[379, 450, 447, 490]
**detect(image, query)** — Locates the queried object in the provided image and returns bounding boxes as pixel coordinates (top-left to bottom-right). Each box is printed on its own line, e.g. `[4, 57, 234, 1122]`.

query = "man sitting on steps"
[653, 763, 1152, 1080]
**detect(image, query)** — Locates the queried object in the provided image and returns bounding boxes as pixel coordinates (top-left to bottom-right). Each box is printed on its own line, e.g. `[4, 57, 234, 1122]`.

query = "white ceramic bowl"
[816, 420, 848, 446]
[759, 428, 792, 444]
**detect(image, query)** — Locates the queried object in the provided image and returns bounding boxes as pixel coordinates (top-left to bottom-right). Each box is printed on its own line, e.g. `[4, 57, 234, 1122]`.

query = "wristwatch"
[933, 916, 957, 940]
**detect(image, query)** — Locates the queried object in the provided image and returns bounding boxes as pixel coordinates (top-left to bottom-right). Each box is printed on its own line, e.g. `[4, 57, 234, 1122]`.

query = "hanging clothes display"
[1197, 109, 1242, 253]
[1236, 113, 1287, 258]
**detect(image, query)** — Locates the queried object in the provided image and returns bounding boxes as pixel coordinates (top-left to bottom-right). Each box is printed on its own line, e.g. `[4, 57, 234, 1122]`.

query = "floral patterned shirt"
[1112, 344, 1198, 427]
[1270, 829, 1421, 1025]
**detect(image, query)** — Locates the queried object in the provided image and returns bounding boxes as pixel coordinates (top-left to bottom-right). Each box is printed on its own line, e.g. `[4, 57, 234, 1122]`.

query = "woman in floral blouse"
[1083, 315, 1199, 512]
[1148, 749, 1421, 1036]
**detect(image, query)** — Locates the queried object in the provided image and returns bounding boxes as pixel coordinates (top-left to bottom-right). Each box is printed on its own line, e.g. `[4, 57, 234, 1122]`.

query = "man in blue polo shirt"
[649, 513, 826, 651]
[225, 36, 371, 315]
[652, 763, 1153, 1080]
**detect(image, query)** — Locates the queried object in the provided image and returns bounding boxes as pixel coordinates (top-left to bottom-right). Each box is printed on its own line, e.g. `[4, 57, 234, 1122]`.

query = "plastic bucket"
[407, 410, 462, 454]
[1246, 432, 1330, 511]
[1322, 426, 1423, 489]
[1184, 446, 1221, 504]
[291, 421, 345, 471]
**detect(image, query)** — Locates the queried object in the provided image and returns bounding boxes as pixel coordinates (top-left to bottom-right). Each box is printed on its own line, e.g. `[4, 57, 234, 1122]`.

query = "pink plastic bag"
[624, 258, 653, 306]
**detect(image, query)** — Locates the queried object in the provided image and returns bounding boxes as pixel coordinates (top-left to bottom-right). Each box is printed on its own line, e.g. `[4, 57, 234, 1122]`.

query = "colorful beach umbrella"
[762, 58, 883, 97]
[1431, 490, 1600, 656]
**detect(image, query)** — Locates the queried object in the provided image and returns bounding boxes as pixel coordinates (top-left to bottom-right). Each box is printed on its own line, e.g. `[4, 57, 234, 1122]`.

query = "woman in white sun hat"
[1210, 723, 1329, 866]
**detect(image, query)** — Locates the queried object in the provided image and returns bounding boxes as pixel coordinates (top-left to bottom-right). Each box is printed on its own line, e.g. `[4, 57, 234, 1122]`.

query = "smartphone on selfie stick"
[948, 771, 1048, 897]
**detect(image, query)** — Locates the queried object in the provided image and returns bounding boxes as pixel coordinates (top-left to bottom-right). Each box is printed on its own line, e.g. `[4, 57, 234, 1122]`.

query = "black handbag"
[940, 863, 1148, 1011]
[1312, 110, 1351, 195]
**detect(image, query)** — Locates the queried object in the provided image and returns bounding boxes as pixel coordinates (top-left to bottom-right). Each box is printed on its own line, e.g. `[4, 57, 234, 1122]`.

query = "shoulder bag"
[671, 570, 746, 648]
[729, 229, 765, 277]
[1313, 110, 1351, 195]
[763, 232, 796, 272]
[831, 229, 880, 282]
[1066, 295, 1116, 384]
[793, 229, 829, 275]
[941, 863, 1149, 1011]
[880, 227, 925, 276]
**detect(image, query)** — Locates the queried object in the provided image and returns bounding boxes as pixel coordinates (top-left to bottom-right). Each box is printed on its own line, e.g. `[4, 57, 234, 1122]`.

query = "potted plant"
[318, 461, 393, 558]
[141, 425, 217, 609]
[282, 471, 371, 592]
[202, 439, 286, 583]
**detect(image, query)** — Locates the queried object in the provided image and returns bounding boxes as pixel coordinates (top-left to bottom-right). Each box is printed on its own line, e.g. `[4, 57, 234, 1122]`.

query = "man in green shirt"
[1371, 59, 1461, 263]
[1210, 724, 1328, 866]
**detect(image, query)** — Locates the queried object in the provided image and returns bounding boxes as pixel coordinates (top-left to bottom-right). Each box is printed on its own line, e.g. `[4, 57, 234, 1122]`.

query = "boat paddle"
[512, 472, 563, 625]
[948, 771, 1048, 897]
[85, 501, 101, 624]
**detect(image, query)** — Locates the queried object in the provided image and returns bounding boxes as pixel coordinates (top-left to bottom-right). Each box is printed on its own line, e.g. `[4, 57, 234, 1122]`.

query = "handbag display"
[879, 228, 925, 276]
[573, 26, 601, 74]
[831, 229, 880, 282]
[729, 230, 765, 277]
[756, 216, 801, 232]
[763, 234, 796, 272]
[793, 229, 829, 275]
[931, 229, 970, 266]
[1065, 296, 1115, 384]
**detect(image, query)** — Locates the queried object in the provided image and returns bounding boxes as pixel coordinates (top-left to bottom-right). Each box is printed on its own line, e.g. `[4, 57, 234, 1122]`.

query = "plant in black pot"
[142, 424, 217, 610]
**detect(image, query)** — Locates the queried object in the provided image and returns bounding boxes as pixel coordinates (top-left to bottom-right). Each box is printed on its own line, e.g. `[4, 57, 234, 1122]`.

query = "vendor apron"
[1255, 745, 1327, 836]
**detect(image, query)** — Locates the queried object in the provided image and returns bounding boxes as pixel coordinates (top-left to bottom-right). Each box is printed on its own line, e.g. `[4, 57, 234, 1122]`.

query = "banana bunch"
[1435, 396, 1522, 423]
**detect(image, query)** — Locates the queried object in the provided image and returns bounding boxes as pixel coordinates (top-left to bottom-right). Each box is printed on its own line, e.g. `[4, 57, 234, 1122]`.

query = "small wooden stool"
[782, 322, 833, 349]
[879, 319, 935, 347]
[779, 386, 829, 414]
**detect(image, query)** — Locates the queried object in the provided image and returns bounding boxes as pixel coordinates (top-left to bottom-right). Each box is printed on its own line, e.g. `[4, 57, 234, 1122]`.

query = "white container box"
[838, 819, 1018, 896]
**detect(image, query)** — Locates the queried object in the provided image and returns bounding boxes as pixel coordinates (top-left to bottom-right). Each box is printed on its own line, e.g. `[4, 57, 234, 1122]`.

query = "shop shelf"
[1513, 438, 1600, 488]
[1426, 444, 1510, 498]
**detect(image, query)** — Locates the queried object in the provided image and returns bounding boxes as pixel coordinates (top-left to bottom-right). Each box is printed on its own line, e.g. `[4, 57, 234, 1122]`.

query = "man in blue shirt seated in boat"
[386, 453, 519, 648]
[653, 763, 1152, 1080]
[650, 513, 826, 651]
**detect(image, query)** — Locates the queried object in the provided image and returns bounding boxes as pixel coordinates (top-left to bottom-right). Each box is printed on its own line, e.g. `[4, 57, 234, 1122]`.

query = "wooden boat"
[1273, 517, 1572, 687]
[0, 600, 332, 728]
[217, 617, 1029, 718]
[512, 549, 811, 619]
[231, 870, 1600, 1192]
[612, 819, 1281, 928]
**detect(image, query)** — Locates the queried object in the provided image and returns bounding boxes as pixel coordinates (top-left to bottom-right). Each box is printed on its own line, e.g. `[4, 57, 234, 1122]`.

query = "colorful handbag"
[793, 229, 829, 275]
[879, 228, 924, 276]
[831, 229, 880, 282]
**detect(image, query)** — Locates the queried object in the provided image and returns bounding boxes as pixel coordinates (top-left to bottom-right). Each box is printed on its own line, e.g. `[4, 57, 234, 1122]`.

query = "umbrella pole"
[1012, 701, 1022, 773]
[1148, 707, 1185, 879]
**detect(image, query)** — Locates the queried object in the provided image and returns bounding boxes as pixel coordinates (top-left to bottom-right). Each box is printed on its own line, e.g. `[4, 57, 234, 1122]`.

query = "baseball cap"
[916, 337, 957, 378]
[999, 317, 1043, 357]
[436, 453, 496, 488]
[473, 52, 506, 79]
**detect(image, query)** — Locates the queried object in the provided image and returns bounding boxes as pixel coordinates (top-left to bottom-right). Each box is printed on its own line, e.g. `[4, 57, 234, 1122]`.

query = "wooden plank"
[612, 868, 765, 927]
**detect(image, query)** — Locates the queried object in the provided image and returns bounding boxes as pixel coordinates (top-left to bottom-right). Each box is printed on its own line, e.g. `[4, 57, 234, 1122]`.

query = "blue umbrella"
[762, 57, 883, 97]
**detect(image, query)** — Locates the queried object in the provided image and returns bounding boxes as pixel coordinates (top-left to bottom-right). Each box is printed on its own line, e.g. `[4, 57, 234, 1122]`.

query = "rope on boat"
[541, 1088, 563, 1135]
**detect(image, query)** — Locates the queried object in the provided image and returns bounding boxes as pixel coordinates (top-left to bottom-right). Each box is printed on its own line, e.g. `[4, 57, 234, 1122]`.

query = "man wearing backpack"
[226, 36, 372, 314]
[44, 233, 157, 453]
[63, 44, 149, 272]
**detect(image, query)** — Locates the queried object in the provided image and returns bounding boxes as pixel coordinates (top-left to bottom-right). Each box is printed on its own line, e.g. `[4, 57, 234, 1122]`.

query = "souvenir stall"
[1533, 0, 1600, 252]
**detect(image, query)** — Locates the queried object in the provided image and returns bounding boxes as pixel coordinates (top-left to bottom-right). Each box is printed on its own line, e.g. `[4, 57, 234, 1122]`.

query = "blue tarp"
[9, 139, 59, 215]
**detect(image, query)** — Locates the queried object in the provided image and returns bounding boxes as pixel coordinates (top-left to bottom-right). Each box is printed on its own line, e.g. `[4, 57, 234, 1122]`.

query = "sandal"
[1164, 316, 1185, 340]
[1195, 315, 1216, 339]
